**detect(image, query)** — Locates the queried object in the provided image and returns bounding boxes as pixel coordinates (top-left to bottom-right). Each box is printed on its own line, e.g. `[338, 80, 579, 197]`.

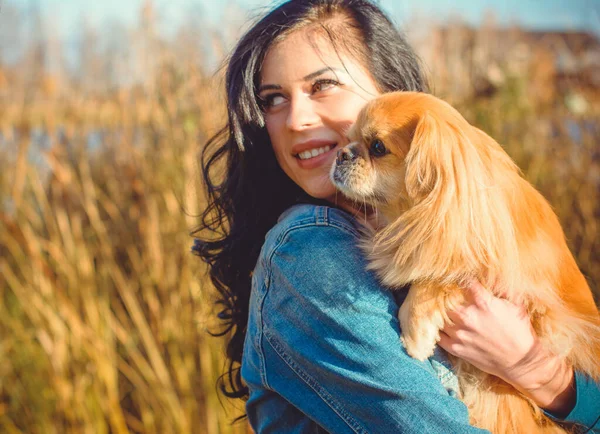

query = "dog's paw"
[401, 332, 438, 361]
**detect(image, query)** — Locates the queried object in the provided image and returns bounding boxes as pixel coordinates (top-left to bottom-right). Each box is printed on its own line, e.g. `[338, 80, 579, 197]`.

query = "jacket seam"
[263, 218, 360, 300]
[264, 329, 368, 434]
[255, 276, 269, 388]
[257, 209, 365, 431]
[266, 211, 361, 263]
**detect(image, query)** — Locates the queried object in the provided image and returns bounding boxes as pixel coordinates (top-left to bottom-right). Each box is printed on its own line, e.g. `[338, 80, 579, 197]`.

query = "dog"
[330, 91, 600, 433]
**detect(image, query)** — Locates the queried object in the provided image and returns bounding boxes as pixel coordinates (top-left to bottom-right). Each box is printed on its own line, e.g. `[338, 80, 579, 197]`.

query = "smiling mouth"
[295, 144, 337, 160]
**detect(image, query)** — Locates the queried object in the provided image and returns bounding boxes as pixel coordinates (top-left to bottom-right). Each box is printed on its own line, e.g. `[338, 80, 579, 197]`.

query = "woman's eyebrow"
[258, 66, 343, 94]
[303, 66, 342, 81]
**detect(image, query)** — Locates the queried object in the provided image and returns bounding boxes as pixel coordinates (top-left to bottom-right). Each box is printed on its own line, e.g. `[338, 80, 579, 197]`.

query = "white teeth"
[297, 145, 333, 161]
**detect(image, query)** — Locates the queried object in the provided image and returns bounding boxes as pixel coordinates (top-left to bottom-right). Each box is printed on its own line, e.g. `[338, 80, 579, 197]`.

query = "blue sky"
[29, 0, 600, 39]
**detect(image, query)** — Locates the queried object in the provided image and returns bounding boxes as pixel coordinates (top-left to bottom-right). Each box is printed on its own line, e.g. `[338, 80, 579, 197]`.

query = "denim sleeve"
[545, 371, 600, 432]
[260, 222, 488, 434]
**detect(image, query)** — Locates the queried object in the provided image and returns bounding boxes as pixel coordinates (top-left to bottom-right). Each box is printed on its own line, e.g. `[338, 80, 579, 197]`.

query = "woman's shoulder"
[270, 203, 362, 240]
[257, 203, 366, 272]
[259, 203, 399, 330]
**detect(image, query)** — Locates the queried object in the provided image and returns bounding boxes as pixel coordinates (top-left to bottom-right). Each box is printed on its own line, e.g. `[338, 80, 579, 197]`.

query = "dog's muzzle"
[332, 143, 361, 188]
[336, 146, 359, 165]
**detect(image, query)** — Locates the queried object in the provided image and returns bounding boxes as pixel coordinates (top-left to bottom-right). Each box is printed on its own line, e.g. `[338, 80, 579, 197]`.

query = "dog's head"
[330, 91, 505, 217]
[331, 91, 524, 286]
[330, 91, 417, 207]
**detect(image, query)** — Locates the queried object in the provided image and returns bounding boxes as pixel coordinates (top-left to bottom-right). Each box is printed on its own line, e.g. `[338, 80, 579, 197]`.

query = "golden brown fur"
[330, 91, 600, 433]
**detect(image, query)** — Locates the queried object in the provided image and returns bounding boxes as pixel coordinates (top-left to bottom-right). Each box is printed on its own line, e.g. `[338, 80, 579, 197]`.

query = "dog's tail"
[454, 358, 576, 434]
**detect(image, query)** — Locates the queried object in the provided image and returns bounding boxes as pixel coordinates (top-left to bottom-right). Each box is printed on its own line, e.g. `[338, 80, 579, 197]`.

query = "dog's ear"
[404, 111, 481, 204]
[393, 110, 519, 280]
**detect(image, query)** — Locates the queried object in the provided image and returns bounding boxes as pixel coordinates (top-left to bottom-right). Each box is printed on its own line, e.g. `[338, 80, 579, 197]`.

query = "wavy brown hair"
[191, 0, 428, 407]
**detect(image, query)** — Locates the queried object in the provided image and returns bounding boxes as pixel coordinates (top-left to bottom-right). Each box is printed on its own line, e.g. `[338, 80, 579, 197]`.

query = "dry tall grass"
[0, 62, 249, 433]
[0, 6, 598, 434]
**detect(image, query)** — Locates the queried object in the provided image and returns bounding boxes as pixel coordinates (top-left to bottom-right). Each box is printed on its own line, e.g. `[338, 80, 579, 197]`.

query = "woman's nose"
[286, 96, 319, 131]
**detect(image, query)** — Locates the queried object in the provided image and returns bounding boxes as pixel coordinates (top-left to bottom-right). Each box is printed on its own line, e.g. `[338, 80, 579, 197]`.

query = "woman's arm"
[259, 222, 488, 433]
[439, 281, 600, 430]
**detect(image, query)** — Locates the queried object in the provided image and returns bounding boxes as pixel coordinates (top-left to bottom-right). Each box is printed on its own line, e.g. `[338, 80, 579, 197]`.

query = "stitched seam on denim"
[329, 219, 361, 236]
[273, 206, 361, 240]
[255, 276, 269, 388]
[327, 208, 365, 235]
[259, 209, 363, 408]
[265, 220, 360, 269]
[264, 221, 333, 299]
[261, 222, 317, 390]
[265, 330, 368, 434]
[316, 206, 326, 225]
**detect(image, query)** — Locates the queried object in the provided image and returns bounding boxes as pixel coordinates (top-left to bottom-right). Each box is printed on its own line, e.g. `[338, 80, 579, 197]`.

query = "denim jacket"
[241, 203, 600, 433]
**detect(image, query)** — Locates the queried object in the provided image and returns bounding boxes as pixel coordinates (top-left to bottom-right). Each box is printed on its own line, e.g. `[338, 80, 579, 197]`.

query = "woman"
[193, 0, 600, 432]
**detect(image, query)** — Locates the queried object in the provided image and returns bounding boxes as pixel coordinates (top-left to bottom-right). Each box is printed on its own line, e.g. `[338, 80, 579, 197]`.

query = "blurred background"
[0, 0, 598, 433]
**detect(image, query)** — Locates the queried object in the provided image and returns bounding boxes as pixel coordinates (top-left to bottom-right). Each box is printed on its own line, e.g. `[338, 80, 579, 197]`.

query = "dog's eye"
[370, 139, 388, 157]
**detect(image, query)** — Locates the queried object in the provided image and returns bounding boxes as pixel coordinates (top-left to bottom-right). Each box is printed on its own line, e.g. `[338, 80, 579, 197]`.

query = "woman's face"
[259, 30, 381, 201]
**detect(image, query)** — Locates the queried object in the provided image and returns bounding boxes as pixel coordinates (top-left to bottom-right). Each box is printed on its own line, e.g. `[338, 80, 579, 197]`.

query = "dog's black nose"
[336, 147, 357, 165]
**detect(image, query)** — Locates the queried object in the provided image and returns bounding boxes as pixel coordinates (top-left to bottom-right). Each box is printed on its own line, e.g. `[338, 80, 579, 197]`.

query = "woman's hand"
[438, 281, 576, 416]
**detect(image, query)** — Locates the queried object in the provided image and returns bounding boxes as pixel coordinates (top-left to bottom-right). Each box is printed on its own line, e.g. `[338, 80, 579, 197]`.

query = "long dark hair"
[192, 0, 428, 406]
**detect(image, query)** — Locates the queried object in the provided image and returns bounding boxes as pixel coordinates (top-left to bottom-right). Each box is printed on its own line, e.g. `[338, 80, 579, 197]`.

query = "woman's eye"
[268, 95, 286, 107]
[312, 79, 339, 93]
[369, 139, 388, 157]
[260, 94, 286, 110]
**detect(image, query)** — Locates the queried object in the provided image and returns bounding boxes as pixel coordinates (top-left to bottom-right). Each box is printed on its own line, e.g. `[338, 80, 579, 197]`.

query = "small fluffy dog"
[330, 91, 600, 434]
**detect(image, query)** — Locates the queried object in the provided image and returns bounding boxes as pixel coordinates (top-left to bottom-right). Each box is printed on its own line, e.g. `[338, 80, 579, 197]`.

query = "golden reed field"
[0, 3, 598, 433]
